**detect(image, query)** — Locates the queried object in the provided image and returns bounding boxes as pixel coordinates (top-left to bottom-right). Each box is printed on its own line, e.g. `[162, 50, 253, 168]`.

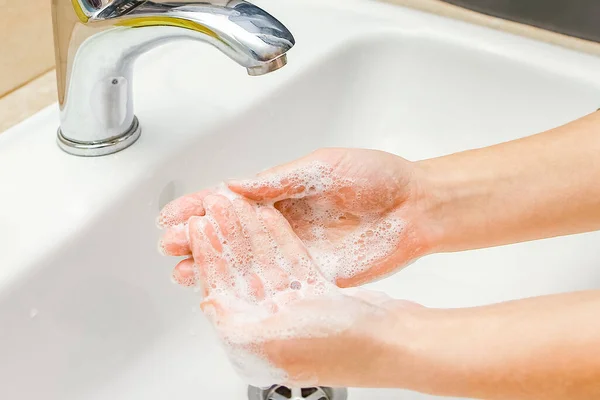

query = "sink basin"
[1, 0, 600, 398]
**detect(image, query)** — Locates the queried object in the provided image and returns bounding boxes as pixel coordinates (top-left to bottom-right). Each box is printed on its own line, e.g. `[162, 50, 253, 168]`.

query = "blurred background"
[0, 0, 53, 99]
[1, 0, 599, 131]
[445, 0, 600, 42]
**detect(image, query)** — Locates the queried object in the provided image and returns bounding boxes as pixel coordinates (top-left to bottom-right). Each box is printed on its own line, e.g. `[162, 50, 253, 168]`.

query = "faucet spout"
[51, 0, 295, 156]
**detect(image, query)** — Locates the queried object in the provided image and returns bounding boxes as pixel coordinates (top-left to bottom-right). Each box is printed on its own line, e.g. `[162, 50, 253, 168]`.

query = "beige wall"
[0, 0, 55, 97]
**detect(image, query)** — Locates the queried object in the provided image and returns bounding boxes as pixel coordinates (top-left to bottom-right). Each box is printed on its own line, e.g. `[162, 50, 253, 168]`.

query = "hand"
[178, 194, 421, 387]
[158, 148, 435, 287]
[163, 194, 600, 397]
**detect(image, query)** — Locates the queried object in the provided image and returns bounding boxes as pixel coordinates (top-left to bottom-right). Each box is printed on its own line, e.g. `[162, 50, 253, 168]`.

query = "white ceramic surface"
[1, 0, 600, 399]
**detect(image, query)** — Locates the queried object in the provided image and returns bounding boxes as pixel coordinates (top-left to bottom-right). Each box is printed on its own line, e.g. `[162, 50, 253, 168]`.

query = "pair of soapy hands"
[157, 148, 427, 387]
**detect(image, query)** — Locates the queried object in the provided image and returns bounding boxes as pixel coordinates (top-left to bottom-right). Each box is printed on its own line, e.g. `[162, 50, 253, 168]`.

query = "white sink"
[2, 0, 600, 399]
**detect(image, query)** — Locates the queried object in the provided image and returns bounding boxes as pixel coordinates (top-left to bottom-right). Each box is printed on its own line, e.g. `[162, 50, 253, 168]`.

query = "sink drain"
[248, 385, 348, 400]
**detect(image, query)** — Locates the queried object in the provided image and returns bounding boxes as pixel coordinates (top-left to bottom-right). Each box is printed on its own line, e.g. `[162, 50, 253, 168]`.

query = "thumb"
[227, 153, 330, 202]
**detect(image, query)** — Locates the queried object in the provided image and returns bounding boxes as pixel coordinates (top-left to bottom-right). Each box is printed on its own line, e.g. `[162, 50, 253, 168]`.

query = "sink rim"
[2, 0, 600, 295]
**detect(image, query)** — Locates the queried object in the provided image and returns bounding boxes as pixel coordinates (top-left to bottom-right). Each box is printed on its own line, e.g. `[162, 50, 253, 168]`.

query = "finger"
[157, 189, 212, 228]
[231, 199, 269, 299]
[227, 153, 332, 202]
[200, 298, 228, 325]
[232, 198, 267, 250]
[233, 199, 290, 293]
[158, 224, 191, 256]
[189, 216, 231, 293]
[203, 195, 246, 249]
[227, 176, 305, 202]
[172, 258, 198, 287]
[335, 256, 400, 288]
[258, 207, 313, 282]
[247, 272, 266, 302]
[232, 199, 273, 266]
[202, 216, 223, 253]
[204, 195, 253, 276]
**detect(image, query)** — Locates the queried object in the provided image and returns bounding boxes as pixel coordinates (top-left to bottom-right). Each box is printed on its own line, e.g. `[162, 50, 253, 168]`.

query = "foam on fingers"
[181, 198, 342, 383]
[158, 224, 191, 256]
[228, 161, 338, 202]
[189, 216, 231, 295]
[163, 160, 411, 385]
[157, 189, 211, 228]
[172, 258, 198, 287]
[259, 207, 311, 282]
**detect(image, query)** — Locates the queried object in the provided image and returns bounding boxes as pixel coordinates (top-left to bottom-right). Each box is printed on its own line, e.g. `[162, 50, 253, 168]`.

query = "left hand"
[158, 148, 435, 287]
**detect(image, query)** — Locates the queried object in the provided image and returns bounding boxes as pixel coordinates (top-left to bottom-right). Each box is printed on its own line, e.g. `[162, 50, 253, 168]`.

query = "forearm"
[415, 111, 600, 253]
[403, 291, 600, 399]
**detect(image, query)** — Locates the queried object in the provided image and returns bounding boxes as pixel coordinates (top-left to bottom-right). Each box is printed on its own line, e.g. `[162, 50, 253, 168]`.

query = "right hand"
[159, 148, 437, 287]
[181, 194, 422, 388]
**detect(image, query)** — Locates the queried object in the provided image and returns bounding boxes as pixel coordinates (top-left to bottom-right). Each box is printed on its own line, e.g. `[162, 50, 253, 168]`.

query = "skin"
[418, 110, 600, 253]
[158, 111, 600, 398]
[159, 149, 431, 287]
[186, 194, 422, 388]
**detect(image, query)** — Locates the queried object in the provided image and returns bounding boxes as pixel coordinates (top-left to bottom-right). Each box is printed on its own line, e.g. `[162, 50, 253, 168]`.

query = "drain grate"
[248, 385, 348, 400]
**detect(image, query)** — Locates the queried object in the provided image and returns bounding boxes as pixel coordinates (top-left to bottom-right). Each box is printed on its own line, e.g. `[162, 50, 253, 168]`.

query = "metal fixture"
[248, 385, 348, 400]
[51, 0, 295, 156]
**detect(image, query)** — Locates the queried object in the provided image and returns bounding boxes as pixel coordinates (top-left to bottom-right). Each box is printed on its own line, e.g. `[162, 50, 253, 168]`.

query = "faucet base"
[57, 117, 142, 157]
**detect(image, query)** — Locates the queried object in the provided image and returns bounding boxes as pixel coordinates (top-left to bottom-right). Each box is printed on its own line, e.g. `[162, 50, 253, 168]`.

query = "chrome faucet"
[51, 0, 295, 156]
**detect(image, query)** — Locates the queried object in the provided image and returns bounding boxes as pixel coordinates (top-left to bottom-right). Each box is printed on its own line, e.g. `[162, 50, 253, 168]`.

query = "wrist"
[408, 157, 460, 254]
[362, 302, 493, 396]
[367, 305, 464, 393]
[364, 304, 431, 389]
[385, 306, 487, 397]
[411, 151, 496, 254]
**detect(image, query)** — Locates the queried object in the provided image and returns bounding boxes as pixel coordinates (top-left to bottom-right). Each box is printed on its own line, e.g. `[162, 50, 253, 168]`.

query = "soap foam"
[207, 286, 380, 386]
[182, 162, 405, 385]
[237, 161, 405, 282]
[191, 195, 387, 385]
[236, 161, 339, 201]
